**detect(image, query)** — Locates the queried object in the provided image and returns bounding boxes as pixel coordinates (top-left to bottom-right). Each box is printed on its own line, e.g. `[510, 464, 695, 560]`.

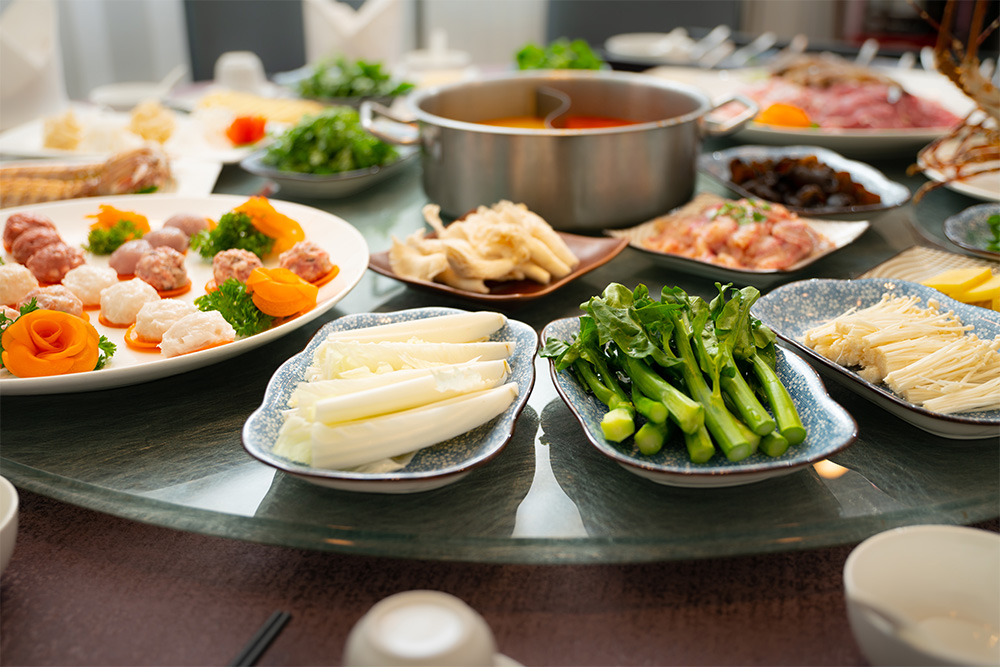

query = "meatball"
[11, 226, 61, 263]
[25, 242, 85, 284]
[99, 278, 159, 326]
[143, 227, 189, 253]
[61, 265, 118, 307]
[133, 299, 197, 343]
[135, 246, 188, 291]
[163, 212, 210, 237]
[212, 248, 262, 285]
[108, 239, 153, 276]
[159, 310, 235, 358]
[278, 241, 333, 283]
[3, 212, 56, 250]
[0, 263, 39, 306]
[18, 285, 84, 318]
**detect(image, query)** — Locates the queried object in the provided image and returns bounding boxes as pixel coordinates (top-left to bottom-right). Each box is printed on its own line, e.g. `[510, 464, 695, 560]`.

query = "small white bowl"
[343, 590, 518, 666]
[214, 51, 267, 94]
[0, 475, 19, 576]
[844, 525, 1000, 666]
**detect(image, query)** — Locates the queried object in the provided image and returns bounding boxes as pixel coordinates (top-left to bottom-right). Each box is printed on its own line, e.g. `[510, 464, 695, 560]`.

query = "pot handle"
[360, 100, 421, 146]
[700, 93, 759, 137]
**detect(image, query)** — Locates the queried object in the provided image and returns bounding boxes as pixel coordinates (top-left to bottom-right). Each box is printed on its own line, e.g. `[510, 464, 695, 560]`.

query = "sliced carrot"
[310, 265, 340, 288]
[124, 324, 161, 352]
[98, 313, 132, 328]
[246, 267, 318, 318]
[756, 103, 814, 128]
[156, 280, 192, 298]
[86, 205, 150, 233]
[233, 197, 305, 255]
[204, 279, 218, 293]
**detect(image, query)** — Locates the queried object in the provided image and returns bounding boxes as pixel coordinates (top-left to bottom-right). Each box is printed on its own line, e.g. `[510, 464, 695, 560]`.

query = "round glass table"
[2, 139, 997, 564]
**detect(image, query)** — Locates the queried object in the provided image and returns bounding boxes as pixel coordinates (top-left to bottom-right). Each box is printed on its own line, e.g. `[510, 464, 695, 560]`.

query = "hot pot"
[360, 70, 757, 230]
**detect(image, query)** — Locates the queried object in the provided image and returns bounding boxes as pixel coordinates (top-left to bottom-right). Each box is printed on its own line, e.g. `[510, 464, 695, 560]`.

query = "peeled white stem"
[310, 383, 519, 469]
[313, 359, 510, 424]
[326, 311, 506, 343]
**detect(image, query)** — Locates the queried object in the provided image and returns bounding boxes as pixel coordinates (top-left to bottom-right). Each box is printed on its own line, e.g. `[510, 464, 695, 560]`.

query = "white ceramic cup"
[844, 524, 1000, 666]
[214, 51, 266, 93]
[343, 590, 498, 666]
[0, 475, 19, 576]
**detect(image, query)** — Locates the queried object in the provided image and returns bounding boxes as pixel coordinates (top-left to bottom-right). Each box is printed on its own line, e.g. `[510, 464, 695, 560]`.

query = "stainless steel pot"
[361, 70, 756, 230]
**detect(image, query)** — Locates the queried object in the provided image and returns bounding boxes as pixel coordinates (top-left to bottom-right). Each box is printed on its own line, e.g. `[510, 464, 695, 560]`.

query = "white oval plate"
[541, 316, 857, 488]
[242, 307, 537, 493]
[0, 194, 369, 395]
[644, 66, 974, 156]
[753, 278, 1000, 439]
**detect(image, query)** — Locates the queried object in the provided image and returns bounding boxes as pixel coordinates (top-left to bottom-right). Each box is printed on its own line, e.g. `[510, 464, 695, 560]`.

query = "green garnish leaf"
[84, 219, 144, 254]
[189, 212, 274, 259]
[296, 56, 414, 99]
[261, 107, 399, 175]
[95, 336, 116, 370]
[194, 278, 274, 337]
[516, 38, 604, 70]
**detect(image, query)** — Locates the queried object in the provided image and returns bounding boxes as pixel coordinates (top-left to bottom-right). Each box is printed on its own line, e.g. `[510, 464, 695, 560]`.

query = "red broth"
[479, 115, 638, 129]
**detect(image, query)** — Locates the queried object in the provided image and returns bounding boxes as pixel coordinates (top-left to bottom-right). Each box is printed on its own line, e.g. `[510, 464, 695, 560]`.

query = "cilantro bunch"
[297, 57, 414, 99]
[189, 212, 274, 259]
[516, 38, 604, 70]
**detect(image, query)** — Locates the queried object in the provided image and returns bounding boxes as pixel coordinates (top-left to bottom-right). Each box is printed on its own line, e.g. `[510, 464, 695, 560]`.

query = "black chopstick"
[228, 610, 292, 667]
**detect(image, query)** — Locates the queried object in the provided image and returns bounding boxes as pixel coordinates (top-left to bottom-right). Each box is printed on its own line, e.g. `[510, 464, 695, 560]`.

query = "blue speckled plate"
[753, 278, 1000, 440]
[698, 145, 911, 218]
[243, 307, 537, 493]
[540, 317, 857, 488]
[944, 203, 1000, 260]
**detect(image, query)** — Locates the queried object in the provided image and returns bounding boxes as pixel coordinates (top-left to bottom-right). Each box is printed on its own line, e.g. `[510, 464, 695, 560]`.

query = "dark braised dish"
[729, 156, 882, 209]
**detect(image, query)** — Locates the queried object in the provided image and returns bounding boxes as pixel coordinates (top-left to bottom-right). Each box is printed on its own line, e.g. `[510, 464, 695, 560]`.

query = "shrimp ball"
[11, 226, 61, 263]
[108, 239, 153, 276]
[1, 306, 19, 320]
[135, 246, 188, 291]
[133, 299, 197, 343]
[0, 263, 39, 305]
[143, 227, 189, 253]
[159, 310, 235, 358]
[163, 212, 210, 237]
[25, 242, 85, 283]
[4, 212, 56, 250]
[279, 241, 333, 283]
[18, 285, 83, 318]
[99, 278, 159, 326]
[212, 248, 262, 285]
[61, 265, 118, 307]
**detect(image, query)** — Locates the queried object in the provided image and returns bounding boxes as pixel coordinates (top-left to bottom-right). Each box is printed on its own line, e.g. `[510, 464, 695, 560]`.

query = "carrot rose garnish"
[1, 309, 114, 377]
[86, 205, 151, 234]
[233, 197, 305, 255]
[245, 267, 318, 318]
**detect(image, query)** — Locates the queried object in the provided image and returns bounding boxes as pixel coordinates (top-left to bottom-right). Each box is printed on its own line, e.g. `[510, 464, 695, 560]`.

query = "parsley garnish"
[84, 219, 145, 254]
[95, 336, 116, 369]
[193, 278, 274, 337]
[189, 212, 274, 259]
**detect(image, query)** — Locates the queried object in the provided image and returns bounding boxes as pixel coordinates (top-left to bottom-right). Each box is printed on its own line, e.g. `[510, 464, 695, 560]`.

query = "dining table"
[0, 123, 998, 666]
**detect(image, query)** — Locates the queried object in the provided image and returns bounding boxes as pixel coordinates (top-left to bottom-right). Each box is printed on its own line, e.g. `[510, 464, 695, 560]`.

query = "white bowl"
[844, 525, 1000, 666]
[0, 476, 18, 576]
[343, 590, 516, 666]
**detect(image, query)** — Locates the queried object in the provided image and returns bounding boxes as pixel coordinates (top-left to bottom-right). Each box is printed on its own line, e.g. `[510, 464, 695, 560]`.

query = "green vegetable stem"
[541, 281, 807, 464]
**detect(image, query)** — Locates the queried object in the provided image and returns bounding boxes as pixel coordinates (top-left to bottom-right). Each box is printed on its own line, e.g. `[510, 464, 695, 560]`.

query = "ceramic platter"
[0, 194, 369, 395]
[753, 278, 1000, 439]
[541, 316, 857, 488]
[242, 307, 537, 493]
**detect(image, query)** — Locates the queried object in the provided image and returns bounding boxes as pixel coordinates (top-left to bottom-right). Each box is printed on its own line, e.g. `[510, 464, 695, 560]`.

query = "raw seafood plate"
[0, 194, 369, 395]
[541, 316, 857, 488]
[752, 278, 1000, 439]
[242, 307, 537, 493]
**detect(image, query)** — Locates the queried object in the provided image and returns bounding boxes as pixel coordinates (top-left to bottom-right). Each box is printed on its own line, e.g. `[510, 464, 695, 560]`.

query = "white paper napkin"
[0, 0, 68, 131]
[302, 0, 411, 65]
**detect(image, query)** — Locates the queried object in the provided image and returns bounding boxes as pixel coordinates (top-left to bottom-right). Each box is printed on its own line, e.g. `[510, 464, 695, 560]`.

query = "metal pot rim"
[403, 69, 716, 135]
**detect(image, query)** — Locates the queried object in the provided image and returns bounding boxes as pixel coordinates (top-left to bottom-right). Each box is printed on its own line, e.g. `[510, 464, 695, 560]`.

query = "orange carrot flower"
[755, 103, 814, 128]
[233, 197, 305, 255]
[86, 204, 151, 234]
[245, 267, 318, 317]
[2, 310, 101, 377]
